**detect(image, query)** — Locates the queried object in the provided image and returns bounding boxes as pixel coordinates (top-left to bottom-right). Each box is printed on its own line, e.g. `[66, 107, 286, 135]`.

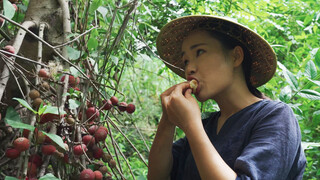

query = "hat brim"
[156, 15, 277, 87]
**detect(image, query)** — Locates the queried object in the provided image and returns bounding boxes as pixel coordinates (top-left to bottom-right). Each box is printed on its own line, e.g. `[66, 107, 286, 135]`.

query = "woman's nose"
[185, 62, 196, 75]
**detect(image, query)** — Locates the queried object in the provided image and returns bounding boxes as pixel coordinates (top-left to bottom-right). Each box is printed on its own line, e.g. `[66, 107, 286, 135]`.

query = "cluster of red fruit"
[102, 96, 136, 114]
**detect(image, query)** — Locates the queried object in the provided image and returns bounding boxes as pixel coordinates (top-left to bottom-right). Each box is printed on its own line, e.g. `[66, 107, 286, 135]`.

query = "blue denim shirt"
[171, 100, 306, 180]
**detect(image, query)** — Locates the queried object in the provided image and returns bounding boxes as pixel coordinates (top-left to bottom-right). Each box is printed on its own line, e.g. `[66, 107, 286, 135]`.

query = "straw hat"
[156, 15, 277, 87]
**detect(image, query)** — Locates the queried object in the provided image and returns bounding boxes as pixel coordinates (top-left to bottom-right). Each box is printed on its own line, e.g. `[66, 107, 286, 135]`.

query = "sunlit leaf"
[5, 120, 35, 131]
[39, 173, 60, 180]
[13, 98, 37, 114]
[305, 60, 317, 79]
[3, 0, 15, 20]
[41, 132, 65, 151]
[298, 89, 320, 100]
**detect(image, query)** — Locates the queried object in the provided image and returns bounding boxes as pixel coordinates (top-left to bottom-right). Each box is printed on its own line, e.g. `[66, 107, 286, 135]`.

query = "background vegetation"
[0, 0, 319, 179]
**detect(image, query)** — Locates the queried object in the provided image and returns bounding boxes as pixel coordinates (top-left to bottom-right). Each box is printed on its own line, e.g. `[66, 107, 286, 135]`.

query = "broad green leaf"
[298, 89, 320, 100]
[5, 120, 35, 131]
[66, 46, 81, 60]
[307, 78, 320, 87]
[89, 0, 102, 12]
[41, 131, 65, 151]
[97, 6, 108, 18]
[305, 60, 317, 79]
[278, 63, 299, 91]
[39, 173, 60, 180]
[70, 66, 81, 77]
[38, 102, 46, 115]
[87, 37, 98, 50]
[315, 48, 320, 68]
[4, 107, 21, 122]
[43, 106, 66, 115]
[13, 98, 37, 114]
[3, 0, 15, 20]
[5, 176, 20, 180]
[303, 14, 313, 26]
[68, 99, 80, 110]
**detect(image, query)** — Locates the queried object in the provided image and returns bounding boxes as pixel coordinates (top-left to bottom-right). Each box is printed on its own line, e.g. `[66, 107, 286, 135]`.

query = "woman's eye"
[183, 60, 189, 67]
[196, 49, 205, 56]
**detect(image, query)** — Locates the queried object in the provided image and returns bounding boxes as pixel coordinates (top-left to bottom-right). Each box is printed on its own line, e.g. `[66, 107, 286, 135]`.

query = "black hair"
[205, 30, 265, 99]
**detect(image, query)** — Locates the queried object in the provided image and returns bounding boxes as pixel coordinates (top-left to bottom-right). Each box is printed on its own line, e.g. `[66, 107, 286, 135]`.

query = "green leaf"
[278, 62, 299, 91]
[305, 60, 317, 79]
[5, 120, 35, 131]
[307, 78, 320, 87]
[89, 0, 102, 12]
[68, 99, 80, 110]
[303, 14, 313, 26]
[13, 98, 37, 114]
[70, 66, 81, 77]
[97, 6, 108, 18]
[67, 46, 81, 60]
[38, 103, 48, 115]
[87, 37, 98, 50]
[3, 0, 15, 20]
[4, 107, 21, 122]
[43, 106, 66, 115]
[5, 176, 20, 180]
[298, 89, 320, 100]
[315, 48, 320, 69]
[41, 132, 65, 151]
[39, 173, 60, 180]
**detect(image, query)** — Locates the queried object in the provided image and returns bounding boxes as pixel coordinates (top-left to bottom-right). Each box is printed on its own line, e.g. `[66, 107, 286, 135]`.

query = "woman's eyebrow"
[181, 43, 207, 57]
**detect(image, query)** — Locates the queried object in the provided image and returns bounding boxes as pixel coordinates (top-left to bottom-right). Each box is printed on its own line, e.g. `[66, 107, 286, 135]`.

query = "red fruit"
[74, 87, 80, 91]
[86, 107, 99, 120]
[94, 170, 103, 180]
[41, 145, 56, 155]
[29, 154, 43, 167]
[110, 96, 118, 105]
[79, 169, 95, 180]
[102, 99, 112, 110]
[13, 137, 30, 152]
[3, 45, 15, 57]
[73, 144, 87, 156]
[82, 135, 95, 147]
[88, 125, 98, 135]
[23, 129, 30, 138]
[38, 69, 49, 78]
[40, 113, 60, 124]
[92, 146, 103, 159]
[94, 128, 108, 142]
[61, 75, 80, 87]
[27, 162, 37, 177]
[118, 102, 127, 112]
[5, 148, 20, 159]
[126, 103, 135, 114]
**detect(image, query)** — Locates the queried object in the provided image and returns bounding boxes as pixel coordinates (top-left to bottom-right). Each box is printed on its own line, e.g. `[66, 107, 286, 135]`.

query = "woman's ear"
[232, 46, 244, 67]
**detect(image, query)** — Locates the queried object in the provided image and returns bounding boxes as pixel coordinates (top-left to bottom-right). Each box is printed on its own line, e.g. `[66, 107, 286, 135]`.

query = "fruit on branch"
[126, 103, 135, 114]
[61, 75, 80, 87]
[102, 99, 112, 110]
[13, 137, 30, 152]
[32, 97, 43, 108]
[79, 169, 95, 180]
[88, 125, 98, 135]
[3, 45, 15, 57]
[86, 107, 99, 121]
[82, 135, 95, 148]
[38, 69, 50, 78]
[98, 165, 109, 174]
[110, 96, 118, 105]
[109, 159, 117, 168]
[41, 145, 57, 155]
[118, 102, 127, 112]
[102, 153, 112, 163]
[93, 171, 103, 180]
[35, 131, 46, 144]
[94, 128, 108, 142]
[29, 154, 43, 167]
[66, 117, 75, 125]
[40, 113, 60, 124]
[5, 148, 20, 159]
[73, 144, 87, 156]
[27, 162, 38, 178]
[41, 82, 50, 90]
[92, 146, 103, 159]
[29, 89, 40, 100]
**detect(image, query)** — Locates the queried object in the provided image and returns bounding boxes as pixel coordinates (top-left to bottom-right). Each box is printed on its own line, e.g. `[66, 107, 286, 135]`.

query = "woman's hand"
[160, 82, 202, 132]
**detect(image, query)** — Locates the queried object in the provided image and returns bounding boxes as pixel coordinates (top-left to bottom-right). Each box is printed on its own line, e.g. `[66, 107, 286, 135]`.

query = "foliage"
[0, 0, 319, 179]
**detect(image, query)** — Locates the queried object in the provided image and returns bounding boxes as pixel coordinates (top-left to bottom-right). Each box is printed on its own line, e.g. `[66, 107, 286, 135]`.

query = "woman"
[148, 15, 306, 180]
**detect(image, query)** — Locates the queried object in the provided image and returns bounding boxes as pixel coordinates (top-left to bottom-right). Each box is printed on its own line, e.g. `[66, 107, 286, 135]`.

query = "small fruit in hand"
[3, 45, 15, 57]
[189, 79, 198, 94]
[73, 144, 87, 156]
[41, 145, 56, 155]
[110, 96, 118, 105]
[102, 99, 112, 110]
[14, 137, 30, 152]
[94, 128, 108, 142]
[79, 169, 95, 180]
[126, 103, 135, 114]
[38, 69, 50, 78]
[118, 102, 127, 112]
[5, 148, 20, 159]
[29, 89, 40, 100]
[94, 170, 103, 180]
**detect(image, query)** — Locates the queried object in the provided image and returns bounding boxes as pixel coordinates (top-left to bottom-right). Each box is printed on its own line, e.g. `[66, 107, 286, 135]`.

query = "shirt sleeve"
[234, 102, 304, 180]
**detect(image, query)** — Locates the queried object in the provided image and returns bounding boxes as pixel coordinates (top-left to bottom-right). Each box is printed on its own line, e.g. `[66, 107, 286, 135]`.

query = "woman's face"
[181, 30, 236, 102]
